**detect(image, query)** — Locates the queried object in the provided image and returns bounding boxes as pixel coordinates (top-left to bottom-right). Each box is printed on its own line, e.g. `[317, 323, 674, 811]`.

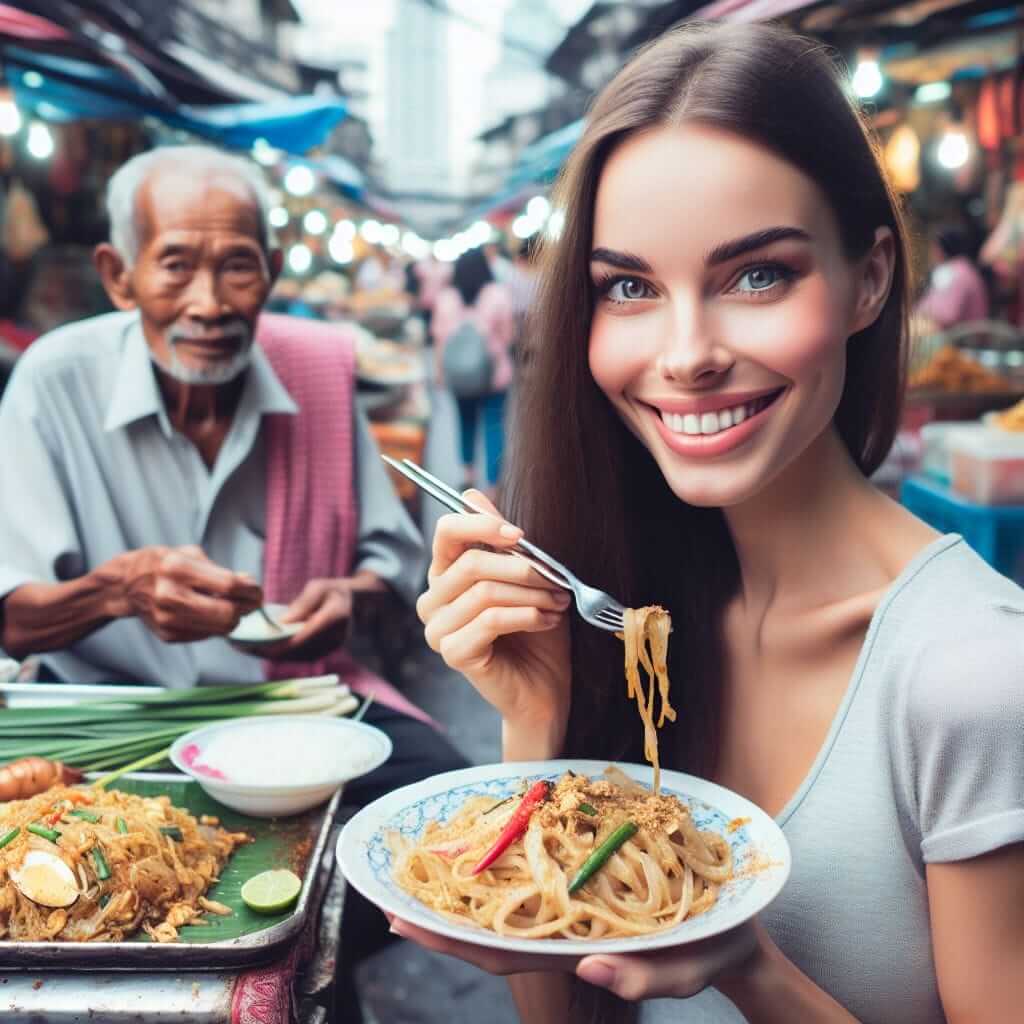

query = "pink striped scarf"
[257, 313, 435, 726]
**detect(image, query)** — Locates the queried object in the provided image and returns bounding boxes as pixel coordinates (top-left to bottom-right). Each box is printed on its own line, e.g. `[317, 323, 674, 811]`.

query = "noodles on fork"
[620, 606, 675, 795]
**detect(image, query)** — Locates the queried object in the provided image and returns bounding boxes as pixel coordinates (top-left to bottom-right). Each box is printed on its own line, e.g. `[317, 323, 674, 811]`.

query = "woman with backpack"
[432, 245, 515, 494]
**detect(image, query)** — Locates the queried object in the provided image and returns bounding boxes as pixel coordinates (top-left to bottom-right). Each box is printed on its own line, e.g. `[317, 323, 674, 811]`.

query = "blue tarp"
[507, 117, 583, 187]
[3, 46, 347, 156]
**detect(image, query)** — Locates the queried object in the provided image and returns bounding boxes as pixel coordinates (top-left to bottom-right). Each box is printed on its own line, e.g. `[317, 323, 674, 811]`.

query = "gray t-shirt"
[644, 535, 1024, 1023]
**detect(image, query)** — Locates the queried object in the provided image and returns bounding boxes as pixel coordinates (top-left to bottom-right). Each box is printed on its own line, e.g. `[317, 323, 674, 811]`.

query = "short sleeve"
[0, 360, 84, 601]
[906, 604, 1024, 863]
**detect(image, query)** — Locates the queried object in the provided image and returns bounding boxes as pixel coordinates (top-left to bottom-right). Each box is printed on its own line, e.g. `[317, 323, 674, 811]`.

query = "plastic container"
[901, 475, 1024, 586]
[948, 429, 1024, 505]
[919, 422, 988, 483]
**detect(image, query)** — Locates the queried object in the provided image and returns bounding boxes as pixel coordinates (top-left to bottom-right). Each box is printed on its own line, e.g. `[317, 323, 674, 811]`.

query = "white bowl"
[169, 715, 392, 817]
[229, 603, 304, 646]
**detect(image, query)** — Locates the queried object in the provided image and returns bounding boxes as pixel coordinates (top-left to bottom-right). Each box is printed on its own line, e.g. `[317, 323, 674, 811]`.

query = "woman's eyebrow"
[706, 226, 810, 266]
[590, 247, 653, 273]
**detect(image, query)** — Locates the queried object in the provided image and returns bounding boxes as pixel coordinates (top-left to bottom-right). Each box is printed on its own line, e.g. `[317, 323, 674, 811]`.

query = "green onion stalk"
[0, 675, 358, 775]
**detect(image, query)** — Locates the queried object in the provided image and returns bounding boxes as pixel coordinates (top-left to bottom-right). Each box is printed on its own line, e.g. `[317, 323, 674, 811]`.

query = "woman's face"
[588, 124, 888, 508]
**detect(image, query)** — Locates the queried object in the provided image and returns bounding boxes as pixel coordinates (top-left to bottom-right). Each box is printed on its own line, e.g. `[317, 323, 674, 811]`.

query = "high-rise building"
[384, 0, 450, 194]
[483, 0, 562, 124]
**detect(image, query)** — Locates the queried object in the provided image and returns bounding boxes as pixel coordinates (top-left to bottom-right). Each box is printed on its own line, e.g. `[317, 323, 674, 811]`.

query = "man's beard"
[151, 320, 255, 385]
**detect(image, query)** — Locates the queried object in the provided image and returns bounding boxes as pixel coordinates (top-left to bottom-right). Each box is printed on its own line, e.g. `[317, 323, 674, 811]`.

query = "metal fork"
[381, 456, 626, 633]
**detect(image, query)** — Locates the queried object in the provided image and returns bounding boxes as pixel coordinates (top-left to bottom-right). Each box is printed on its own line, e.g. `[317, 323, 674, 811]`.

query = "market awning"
[0, 4, 71, 43]
[3, 45, 347, 155]
[11, 0, 302, 103]
[692, 0, 822, 21]
[507, 118, 584, 187]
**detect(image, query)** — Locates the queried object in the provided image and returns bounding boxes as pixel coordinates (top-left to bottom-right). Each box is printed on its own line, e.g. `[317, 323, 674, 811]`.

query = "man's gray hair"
[105, 145, 274, 266]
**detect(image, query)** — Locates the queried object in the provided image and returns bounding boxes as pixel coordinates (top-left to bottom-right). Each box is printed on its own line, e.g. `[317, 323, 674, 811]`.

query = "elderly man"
[0, 145, 465, 1022]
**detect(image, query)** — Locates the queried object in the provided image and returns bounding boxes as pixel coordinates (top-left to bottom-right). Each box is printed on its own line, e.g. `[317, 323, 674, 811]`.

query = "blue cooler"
[901, 475, 1024, 586]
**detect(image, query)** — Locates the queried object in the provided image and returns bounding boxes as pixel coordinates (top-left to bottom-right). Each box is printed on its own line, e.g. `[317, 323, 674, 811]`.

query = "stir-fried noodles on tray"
[0, 785, 250, 942]
[393, 606, 733, 940]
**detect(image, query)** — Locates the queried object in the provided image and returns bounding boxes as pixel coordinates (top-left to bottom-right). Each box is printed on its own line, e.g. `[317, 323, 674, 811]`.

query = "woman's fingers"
[424, 580, 570, 652]
[461, 488, 501, 516]
[428, 511, 523, 581]
[419, 547, 564, 623]
[575, 924, 759, 1001]
[437, 606, 564, 674]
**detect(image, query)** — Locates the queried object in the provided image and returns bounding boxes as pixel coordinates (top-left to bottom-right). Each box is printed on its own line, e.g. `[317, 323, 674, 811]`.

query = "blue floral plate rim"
[336, 760, 791, 956]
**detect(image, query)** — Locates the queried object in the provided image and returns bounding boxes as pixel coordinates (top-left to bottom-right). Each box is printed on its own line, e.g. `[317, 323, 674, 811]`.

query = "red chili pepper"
[471, 780, 551, 876]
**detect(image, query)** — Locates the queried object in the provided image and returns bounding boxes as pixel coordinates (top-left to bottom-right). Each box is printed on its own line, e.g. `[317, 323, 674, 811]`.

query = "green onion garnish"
[0, 827, 20, 850]
[69, 808, 101, 823]
[91, 845, 111, 881]
[482, 795, 514, 816]
[27, 823, 61, 843]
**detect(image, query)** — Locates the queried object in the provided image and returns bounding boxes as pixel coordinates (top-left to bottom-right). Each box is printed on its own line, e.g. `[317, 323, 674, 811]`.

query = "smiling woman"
[410, 18, 1024, 1024]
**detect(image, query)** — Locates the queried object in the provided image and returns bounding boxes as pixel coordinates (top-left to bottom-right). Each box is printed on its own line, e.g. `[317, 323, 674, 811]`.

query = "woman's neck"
[723, 428, 926, 617]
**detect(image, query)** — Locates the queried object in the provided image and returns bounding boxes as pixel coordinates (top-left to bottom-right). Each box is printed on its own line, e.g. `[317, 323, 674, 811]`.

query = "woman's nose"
[655, 303, 734, 385]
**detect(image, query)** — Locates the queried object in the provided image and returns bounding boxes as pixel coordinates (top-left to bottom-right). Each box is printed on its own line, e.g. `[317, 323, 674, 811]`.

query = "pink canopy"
[0, 5, 71, 42]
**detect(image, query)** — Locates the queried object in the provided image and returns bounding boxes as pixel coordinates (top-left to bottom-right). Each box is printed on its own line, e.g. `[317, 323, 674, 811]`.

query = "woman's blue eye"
[605, 276, 651, 302]
[735, 266, 786, 292]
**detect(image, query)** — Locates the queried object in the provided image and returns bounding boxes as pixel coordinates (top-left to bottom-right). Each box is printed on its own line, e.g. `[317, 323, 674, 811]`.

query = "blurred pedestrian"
[432, 246, 514, 495]
[916, 225, 989, 329]
[505, 234, 541, 369]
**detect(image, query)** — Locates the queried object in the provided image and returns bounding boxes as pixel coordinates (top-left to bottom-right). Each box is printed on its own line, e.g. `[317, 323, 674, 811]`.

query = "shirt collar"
[103, 315, 298, 435]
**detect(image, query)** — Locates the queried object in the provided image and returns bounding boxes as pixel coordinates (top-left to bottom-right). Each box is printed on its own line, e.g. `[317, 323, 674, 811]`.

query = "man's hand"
[235, 577, 354, 661]
[112, 545, 263, 643]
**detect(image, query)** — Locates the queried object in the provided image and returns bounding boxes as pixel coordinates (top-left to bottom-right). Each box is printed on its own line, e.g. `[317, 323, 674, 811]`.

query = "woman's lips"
[645, 388, 786, 458]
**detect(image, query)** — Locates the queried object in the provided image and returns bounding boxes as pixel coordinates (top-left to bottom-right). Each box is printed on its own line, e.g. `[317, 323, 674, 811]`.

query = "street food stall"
[0, 672, 383, 1023]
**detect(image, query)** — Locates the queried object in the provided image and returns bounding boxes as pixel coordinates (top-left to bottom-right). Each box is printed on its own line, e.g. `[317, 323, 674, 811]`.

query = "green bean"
[568, 822, 638, 894]
[91, 845, 111, 881]
[27, 823, 61, 843]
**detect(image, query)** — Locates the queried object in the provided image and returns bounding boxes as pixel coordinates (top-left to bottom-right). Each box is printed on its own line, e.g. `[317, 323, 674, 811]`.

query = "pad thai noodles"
[0, 785, 250, 942]
[393, 767, 732, 940]
[621, 605, 675, 794]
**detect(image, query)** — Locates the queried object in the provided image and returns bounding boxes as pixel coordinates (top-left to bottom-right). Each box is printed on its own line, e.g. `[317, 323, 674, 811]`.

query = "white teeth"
[659, 395, 772, 437]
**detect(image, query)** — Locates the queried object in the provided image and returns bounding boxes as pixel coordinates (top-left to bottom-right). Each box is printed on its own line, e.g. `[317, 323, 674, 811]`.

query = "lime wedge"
[241, 869, 302, 914]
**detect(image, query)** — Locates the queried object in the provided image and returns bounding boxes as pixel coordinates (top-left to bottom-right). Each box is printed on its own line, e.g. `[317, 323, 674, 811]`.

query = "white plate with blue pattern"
[336, 759, 791, 955]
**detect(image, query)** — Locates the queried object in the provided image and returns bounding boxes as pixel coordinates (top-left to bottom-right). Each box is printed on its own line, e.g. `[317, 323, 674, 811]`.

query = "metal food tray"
[0, 772, 342, 971]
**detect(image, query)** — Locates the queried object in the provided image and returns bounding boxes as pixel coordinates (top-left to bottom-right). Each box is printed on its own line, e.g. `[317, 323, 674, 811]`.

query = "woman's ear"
[93, 244, 137, 311]
[850, 226, 896, 334]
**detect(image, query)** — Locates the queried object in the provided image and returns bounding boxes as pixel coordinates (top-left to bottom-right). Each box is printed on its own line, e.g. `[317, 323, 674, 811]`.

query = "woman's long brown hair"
[501, 20, 910, 1024]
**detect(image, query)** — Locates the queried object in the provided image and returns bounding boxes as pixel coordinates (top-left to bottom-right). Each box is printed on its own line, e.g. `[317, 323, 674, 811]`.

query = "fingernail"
[578, 960, 616, 988]
[554, 592, 571, 606]
[499, 523, 523, 540]
[389, 920, 406, 937]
